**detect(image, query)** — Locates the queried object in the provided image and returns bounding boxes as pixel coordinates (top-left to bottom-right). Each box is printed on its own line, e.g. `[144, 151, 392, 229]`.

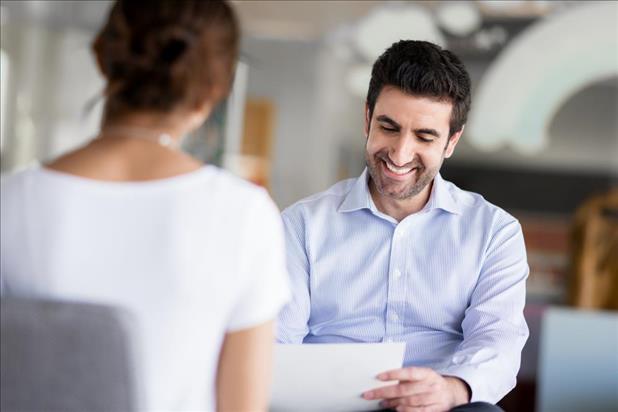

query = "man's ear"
[444, 125, 464, 159]
[364, 103, 370, 137]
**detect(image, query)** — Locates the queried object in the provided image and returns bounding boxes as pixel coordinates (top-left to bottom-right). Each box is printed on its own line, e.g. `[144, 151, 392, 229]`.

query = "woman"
[0, 1, 289, 411]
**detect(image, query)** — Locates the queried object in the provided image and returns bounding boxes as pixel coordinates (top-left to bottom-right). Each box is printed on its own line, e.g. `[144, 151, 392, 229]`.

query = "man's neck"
[369, 180, 433, 222]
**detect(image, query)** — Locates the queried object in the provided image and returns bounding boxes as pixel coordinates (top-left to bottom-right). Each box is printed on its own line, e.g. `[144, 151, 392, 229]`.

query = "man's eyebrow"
[376, 115, 400, 129]
[414, 128, 440, 138]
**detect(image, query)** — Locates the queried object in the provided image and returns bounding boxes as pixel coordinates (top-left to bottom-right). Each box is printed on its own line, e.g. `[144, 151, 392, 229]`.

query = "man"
[277, 40, 529, 412]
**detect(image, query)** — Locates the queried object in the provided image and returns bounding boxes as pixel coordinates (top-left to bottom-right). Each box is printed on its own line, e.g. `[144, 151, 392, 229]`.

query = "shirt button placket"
[386, 225, 406, 343]
[393, 225, 408, 339]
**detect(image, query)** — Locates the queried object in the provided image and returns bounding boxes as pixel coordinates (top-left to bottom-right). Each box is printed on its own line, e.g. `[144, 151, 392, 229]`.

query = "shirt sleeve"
[275, 205, 311, 343]
[437, 217, 529, 403]
[226, 189, 291, 332]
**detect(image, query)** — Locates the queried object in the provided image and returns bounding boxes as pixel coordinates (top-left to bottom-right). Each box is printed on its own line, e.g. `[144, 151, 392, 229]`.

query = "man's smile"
[383, 159, 415, 176]
[378, 156, 422, 181]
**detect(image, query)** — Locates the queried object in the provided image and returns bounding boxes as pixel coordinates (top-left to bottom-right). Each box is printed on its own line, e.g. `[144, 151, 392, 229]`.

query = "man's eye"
[418, 136, 434, 143]
[381, 126, 397, 133]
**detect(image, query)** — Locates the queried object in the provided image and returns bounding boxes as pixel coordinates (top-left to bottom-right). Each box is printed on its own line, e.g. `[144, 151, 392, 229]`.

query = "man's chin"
[385, 190, 420, 201]
[378, 182, 419, 200]
[377, 172, 434, 199]
[368, 164, 431, 200]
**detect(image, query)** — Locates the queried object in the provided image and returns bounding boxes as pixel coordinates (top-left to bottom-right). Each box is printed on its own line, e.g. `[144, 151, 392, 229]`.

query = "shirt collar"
[424, 173, 462, 215]
[337, 168, 461, 216]
[337, 168, 373, 213]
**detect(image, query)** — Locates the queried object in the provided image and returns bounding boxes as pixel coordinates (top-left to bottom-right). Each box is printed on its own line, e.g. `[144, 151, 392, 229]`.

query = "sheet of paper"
[271, 342, 406, 412]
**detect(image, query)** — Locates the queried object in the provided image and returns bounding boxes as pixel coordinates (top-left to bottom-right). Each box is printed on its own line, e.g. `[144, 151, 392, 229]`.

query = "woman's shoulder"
[202, 166, 272, 204]
[1, 164, 40, 196]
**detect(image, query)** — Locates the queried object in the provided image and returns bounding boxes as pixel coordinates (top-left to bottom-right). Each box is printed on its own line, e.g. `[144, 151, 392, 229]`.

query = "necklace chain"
[99, 126, 181, 150]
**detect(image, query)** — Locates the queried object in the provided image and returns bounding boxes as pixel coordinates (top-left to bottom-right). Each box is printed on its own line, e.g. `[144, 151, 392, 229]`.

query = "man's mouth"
[385, 161, 412, 175]
[381, 159, 417, 177]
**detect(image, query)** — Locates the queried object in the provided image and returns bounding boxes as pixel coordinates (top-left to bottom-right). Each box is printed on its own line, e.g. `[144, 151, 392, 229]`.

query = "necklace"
[99, 125, 181, 150]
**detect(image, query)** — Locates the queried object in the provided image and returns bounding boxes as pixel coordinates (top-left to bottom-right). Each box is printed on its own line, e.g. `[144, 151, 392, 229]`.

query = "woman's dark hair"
[93, 0, 239, 119]
[366, 40, 471, 137]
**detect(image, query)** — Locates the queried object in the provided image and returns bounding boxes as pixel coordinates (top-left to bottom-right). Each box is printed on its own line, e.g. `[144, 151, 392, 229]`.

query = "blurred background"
[1, 1, 616, 411]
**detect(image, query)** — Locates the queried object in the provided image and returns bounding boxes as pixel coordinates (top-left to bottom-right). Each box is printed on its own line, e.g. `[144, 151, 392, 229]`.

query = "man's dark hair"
[366, 40, 471, 137]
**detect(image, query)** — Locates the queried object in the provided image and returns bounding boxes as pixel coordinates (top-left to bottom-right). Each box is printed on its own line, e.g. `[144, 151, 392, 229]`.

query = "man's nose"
[389, 135, 417, 166]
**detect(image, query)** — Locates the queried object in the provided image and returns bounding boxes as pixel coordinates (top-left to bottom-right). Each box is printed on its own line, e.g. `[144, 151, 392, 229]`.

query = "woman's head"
[93, 0, 239, 122]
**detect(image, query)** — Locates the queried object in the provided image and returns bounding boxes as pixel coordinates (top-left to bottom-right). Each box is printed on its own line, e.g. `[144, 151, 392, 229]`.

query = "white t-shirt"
[0, 165, 290, 411]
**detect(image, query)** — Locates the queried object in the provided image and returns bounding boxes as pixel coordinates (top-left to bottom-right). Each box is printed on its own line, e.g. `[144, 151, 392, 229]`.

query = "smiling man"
[277, 40, 528, 412]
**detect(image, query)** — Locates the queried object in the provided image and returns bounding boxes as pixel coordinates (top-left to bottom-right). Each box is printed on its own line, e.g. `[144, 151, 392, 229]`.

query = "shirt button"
[393, 269, 402, 279]
[390, 312, 399, 322]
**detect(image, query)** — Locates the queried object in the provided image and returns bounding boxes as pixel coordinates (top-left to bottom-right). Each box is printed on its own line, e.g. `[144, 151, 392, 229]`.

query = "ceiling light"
[436, 2, 482, 37]
[355, 6, 446, 61]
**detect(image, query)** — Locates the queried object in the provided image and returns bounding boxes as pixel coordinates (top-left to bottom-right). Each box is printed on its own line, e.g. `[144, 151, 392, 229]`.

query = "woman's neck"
[101, 110, 198, 145]
[44, 110, 206, 182]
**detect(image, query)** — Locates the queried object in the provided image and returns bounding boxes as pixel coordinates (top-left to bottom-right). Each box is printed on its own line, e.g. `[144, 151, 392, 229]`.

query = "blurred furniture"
[241, 99, 275, 164]
[569, 190, 618, 309]
[536, 307, 618, 412]
[1, 297, 135, 412]
[224, 98, 275, 189]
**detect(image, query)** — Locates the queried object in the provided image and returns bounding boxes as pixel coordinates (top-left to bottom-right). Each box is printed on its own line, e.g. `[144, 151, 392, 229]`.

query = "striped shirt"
[277, 169, 529, 403]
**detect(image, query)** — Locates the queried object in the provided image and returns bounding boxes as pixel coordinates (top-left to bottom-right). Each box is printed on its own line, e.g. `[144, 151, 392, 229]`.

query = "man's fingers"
[380, 392, 437, 408]
[363, 383, 410, 400]
[377, 366, 435, 382]
[363, 382, 433, 400]
[394, 405, 440, 412]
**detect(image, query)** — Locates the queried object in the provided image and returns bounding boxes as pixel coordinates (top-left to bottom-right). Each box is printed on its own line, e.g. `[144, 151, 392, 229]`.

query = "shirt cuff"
[438, 364, 512, 404]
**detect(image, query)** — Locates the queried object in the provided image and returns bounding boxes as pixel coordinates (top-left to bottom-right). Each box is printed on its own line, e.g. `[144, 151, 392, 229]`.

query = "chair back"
[1, 297, 135, 412]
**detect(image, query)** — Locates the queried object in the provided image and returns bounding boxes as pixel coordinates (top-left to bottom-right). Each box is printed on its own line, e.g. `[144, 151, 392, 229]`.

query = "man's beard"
[365, 149, 439, 200]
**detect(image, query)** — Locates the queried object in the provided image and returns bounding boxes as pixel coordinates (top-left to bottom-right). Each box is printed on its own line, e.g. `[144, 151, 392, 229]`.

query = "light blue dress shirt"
[277, 169, 529, 403]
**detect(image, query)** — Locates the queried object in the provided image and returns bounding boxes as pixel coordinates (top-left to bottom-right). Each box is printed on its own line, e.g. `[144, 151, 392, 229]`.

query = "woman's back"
[1, 163, 289, 410]
[0, 2, 290, 409]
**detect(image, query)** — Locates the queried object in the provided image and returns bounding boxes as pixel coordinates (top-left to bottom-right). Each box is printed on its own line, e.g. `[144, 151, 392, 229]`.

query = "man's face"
[365, 86, 462, 201]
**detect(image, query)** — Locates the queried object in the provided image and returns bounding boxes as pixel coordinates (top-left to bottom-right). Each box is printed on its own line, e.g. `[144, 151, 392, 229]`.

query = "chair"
[536, 307, 618, 412]
[569, 190, 618, 310]
[1, 297, 136, 412]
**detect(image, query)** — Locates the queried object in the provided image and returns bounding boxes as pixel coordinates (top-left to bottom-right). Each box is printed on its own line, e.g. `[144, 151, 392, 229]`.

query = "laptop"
[536, 308, 618, 412]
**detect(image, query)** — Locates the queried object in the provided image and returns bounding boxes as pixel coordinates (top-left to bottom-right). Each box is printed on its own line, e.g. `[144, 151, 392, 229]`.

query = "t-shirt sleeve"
[226, 189, 291, 332]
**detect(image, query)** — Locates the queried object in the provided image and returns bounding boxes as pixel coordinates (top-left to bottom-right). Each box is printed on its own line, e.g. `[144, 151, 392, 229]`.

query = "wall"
[0, 22, 103, 172]
[244, 37, 330, 207]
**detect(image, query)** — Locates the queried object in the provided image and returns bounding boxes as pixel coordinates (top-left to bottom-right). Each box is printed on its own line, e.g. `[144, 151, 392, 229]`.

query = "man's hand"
[362, 366, 470, 412]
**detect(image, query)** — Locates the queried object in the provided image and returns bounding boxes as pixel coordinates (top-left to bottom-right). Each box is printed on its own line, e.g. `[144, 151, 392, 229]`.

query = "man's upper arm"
[276, 207, 311, 343]
[439, 215, 529, 403]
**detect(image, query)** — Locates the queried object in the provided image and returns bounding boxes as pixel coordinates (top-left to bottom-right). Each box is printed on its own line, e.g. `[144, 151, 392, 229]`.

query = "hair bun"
[93, 0, 239, 114]
[159, 37, 190, 65]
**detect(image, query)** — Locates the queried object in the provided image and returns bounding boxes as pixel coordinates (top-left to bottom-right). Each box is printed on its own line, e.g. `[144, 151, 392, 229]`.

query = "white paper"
[270, 342, 406, 412]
